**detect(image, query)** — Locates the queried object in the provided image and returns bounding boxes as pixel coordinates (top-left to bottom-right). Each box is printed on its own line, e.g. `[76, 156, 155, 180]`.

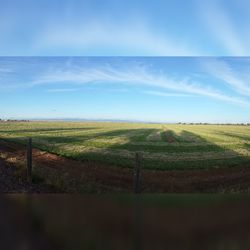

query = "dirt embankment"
[0, 139, 250, 193]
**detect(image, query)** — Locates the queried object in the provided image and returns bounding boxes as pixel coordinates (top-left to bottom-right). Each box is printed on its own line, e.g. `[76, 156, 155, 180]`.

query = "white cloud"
[201, 58, 250, 96]
[0, 68, 12, 73]
[46, 88, 78, 93]
[29, 63, 250, 108]
[143, 90, 194, 97]
[34, 20, 199, 56]
[197, 0, 249, 55]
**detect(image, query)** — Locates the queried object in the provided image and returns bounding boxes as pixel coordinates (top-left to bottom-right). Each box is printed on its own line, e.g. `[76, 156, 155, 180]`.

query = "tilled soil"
[0, 139, 250, 192]
[0, 150, 58, 193]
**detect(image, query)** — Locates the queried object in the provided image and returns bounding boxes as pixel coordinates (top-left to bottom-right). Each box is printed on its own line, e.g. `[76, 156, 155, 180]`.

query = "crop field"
[0, 121, 250, 170]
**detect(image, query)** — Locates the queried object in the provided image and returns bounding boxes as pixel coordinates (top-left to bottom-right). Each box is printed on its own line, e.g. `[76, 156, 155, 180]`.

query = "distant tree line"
[177, 122, 250, 126]
[0, 119, 30, 122]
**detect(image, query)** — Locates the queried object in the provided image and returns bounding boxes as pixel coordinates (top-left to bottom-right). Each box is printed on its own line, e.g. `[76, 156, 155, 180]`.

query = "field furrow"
[1, 122, 250, 170]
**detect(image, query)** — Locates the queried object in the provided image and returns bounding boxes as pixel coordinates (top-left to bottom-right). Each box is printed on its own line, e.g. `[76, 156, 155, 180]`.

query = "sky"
[0, 0, 250, 56]
[0, 1, 249, 123]
[0, 57, 250, 123]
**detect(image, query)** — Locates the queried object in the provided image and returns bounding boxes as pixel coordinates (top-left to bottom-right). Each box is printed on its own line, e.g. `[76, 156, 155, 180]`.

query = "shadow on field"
[106, 129, 250, 170]
[0, 127, 248, 163]
[0, 128, 157, 145]
[1, 126, 249, 171]
[160, 129, 207, 143]
[1, 126, 250, 193]
[0, 127, 98, 134]
[179, 130, 208, 142]
[214, 131, 250, 141]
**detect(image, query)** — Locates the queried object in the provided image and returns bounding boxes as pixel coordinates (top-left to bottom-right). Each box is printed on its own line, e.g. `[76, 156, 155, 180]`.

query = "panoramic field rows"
[0, 122, 249, 169]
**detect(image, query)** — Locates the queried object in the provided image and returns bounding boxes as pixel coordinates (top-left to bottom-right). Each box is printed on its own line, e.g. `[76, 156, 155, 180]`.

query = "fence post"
[27, 138, 32, 183]
[134, 152, 142, 193]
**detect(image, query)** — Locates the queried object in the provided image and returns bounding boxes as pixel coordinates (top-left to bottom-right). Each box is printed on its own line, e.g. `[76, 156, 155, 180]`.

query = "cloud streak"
[46, 88, 78, 93]
[143, 91, 194, 98]
[35, 20, 198, 56]
[197, 0, 249, 55]
[201, 58, 250, 97]
[29, 63, 250, 108]
[1, 0, 249, 56]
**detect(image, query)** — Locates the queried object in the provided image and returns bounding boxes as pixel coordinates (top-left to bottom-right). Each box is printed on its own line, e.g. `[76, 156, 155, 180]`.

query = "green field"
[0, 121, 250, 170]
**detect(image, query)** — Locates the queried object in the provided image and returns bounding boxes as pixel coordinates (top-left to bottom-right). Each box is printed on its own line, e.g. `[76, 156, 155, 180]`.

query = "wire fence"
[25, 137, 143, 193]
[2, 136, 249, 193]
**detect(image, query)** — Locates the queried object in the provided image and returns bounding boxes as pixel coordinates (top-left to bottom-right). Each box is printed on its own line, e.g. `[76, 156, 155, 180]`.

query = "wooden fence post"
[134, 152, 142, 193]
[27, 138, 32, 183]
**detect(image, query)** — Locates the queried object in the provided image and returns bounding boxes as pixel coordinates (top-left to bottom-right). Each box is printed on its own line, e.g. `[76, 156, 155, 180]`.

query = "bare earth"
[0, 148, 57, 193]
[0, 139, 250, 192]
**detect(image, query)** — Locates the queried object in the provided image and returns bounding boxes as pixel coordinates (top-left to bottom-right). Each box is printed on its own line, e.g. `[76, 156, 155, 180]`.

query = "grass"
[0, 121, 250, 170]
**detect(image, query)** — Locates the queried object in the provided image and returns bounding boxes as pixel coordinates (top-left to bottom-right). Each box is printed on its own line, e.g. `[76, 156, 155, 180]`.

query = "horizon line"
[1, 118, 250, 125]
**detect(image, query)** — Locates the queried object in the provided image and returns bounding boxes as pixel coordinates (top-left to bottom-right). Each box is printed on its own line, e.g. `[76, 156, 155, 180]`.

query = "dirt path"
[0, 139, 250, 192]
[0, 150, 58, 193]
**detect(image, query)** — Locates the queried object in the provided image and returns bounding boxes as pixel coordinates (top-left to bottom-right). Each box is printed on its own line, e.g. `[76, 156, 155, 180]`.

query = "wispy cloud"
[35, 20, 198, 56]
[143, 90, 194, 98]
[0, 68, 12, 73]
[197, 0, 249, 55]
[29, 63, 250, 108]
[46, 88, 78, 93]
[1, 0, 249, 56]
[201, 58, 250, 97]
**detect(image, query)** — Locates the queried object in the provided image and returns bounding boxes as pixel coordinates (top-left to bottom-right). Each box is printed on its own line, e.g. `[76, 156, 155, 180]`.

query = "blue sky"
[1, 1, 249, 123]
[0, 57, 250, 123]
[0, 0, 250, 55]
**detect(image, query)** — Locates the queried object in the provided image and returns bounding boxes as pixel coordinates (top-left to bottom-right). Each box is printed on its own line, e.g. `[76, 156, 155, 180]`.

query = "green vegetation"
[0, 121, 250, 170]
